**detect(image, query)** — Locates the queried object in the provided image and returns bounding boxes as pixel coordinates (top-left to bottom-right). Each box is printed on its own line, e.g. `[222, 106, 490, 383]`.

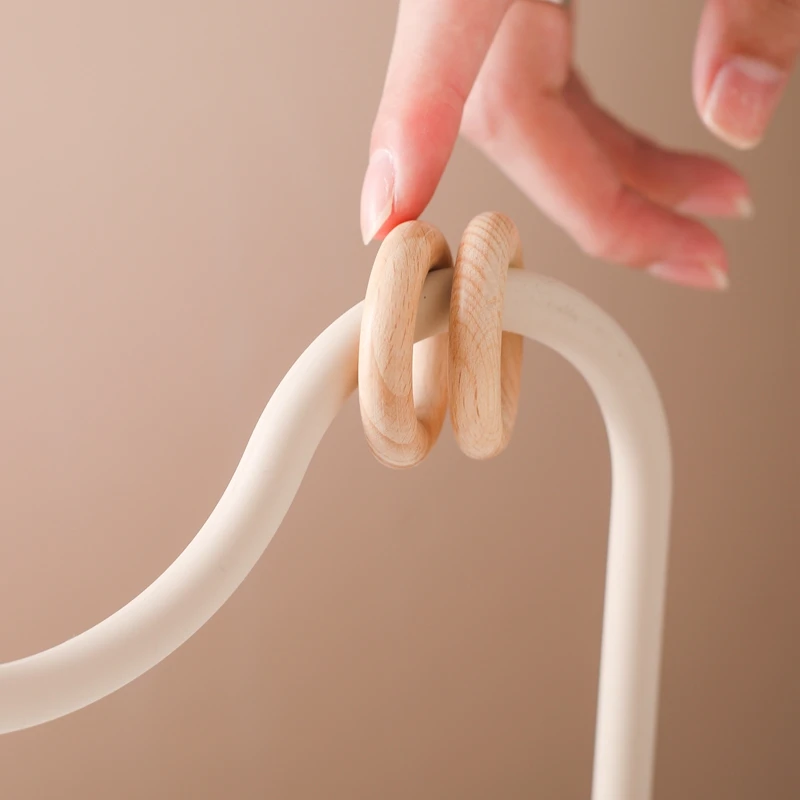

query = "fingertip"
[647, 261, 730, 291]
[674, 172, 754, 220]
[358, 147, 430, 245]
[359, 0, 508, 245]
[360, 99, 459, 244]
[702, 56, 788, 151]
[735, 195, 755, 219]
[692, 0, 796, 151]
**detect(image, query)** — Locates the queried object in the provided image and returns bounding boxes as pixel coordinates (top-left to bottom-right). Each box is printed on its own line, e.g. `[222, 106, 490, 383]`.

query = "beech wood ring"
[358, 220, 452, 468]
[449, 212, 524, 459]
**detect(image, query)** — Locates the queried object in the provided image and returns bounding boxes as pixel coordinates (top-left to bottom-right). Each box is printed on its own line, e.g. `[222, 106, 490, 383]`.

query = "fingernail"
[677, 191, 754, 219]
[736, 196, 755, 219]
[703, 56, 788, 150]
[360, 149, 395, 244]
[647, 262, 730, 291]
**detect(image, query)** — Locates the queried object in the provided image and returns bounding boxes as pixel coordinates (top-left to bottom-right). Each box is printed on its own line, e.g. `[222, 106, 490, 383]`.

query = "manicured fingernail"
[677, 192, 754, 219]
[647, 262, 730, 291]
[360, 149, 395, 244]
[703, 56, 788, 150]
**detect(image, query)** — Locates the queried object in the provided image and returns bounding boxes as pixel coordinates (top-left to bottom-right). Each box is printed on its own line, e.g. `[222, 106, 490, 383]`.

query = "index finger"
[360, 0, 513, 244]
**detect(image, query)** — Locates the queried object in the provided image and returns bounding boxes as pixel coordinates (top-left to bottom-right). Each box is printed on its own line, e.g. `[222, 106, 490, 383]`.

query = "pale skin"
[360, 0, 800, 291]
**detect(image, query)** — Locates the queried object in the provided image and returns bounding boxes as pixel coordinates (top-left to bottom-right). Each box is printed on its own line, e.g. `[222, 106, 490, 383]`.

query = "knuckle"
[461, 84, 503, 146]
[460, 71, 527, 147]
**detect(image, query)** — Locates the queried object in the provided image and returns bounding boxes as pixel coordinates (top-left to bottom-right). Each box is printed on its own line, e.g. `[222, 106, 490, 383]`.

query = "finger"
[463, 2, 729, 290]
[694, 0, 800, 149]
[564, 73, 753, 218]
[360, 0, 512, 244]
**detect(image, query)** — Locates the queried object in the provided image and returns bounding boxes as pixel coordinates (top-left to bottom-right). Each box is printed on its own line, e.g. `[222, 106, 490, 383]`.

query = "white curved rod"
[0, 270, 671, 800]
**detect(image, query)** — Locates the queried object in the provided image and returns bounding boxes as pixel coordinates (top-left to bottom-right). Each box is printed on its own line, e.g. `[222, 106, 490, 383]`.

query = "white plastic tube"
[0, 270, 671, 800]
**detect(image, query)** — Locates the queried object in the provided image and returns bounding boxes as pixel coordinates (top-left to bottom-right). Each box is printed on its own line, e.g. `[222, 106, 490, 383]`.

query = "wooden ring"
[358, 220, 452, 468]
[448, 212, 524, 459]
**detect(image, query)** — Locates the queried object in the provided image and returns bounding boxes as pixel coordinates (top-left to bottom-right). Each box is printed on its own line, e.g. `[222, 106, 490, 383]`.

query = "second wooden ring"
[449, 212, 524, 459]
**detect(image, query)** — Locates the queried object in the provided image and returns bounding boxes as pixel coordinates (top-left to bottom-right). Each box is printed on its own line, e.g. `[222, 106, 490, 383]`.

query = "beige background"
[0, 2, 797, 798]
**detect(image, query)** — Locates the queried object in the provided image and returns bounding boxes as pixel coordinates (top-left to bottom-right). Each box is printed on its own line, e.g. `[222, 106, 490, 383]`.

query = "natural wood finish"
[449, 212, 524, 459]
[358, 220, 452, 468]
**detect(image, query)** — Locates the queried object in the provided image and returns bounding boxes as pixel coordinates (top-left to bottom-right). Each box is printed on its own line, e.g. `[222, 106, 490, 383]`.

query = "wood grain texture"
[358, 220, 452, 468]
[449, 212, 524, 460]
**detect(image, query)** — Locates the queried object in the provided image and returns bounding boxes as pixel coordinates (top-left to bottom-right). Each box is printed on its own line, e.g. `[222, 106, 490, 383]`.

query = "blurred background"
[0, 2, 797, 798]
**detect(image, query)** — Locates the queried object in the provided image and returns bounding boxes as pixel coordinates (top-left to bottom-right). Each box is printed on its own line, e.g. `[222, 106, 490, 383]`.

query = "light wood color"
[449, 212, 524, 460]
[358, 220, 452, 468]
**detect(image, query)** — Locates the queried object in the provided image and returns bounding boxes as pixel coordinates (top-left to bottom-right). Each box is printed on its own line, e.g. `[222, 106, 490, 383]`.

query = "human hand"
[360, 0, 798, 290]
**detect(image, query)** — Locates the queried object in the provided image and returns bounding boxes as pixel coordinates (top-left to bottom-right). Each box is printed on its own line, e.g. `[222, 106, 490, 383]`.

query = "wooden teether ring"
[449, 211, 524, 459]
[358, 220, 452, 468]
